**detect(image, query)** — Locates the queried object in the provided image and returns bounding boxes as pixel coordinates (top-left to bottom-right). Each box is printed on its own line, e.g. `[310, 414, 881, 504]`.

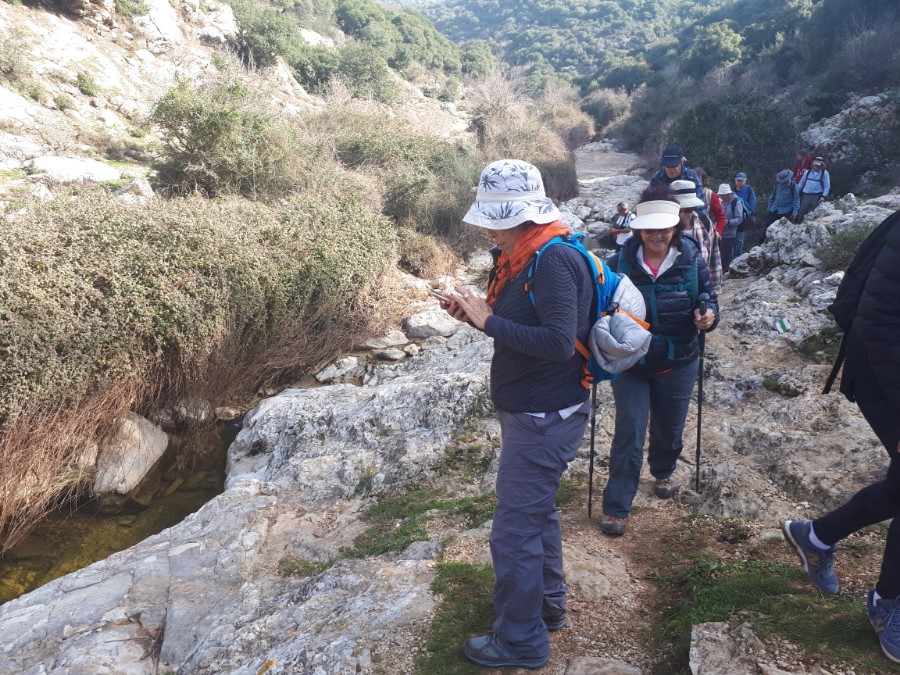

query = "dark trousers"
[813, 373, 900, 598]
[602, 361, 699, 518]
[797, 192, 823, 222]
[720, 236, 736, 272]
[490, 402, 589, 658]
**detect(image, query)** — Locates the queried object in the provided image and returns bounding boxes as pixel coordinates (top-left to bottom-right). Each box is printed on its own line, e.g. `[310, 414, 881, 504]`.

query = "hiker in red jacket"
[792, 149, 814, 184]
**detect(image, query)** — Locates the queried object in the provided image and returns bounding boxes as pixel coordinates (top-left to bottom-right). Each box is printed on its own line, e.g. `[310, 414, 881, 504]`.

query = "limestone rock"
[94, 412, 169, 495]
[132, 0, 185, 48]
[26, 155, 120, 183]
[404, 308, 464, 338]
[227, 330, 493, 506]
[358, 329, 408, 350]
[566, 657, 643, 674]
[315, 355, 363, 383]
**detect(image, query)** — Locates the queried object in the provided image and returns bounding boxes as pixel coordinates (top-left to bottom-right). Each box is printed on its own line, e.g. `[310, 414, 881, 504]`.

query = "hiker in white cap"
[717, 183, 743, 272]
[598, 184, 719, 536]
[672, 179, 722, 293]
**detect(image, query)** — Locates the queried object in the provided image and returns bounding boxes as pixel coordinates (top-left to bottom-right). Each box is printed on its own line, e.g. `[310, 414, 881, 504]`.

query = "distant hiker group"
[602, 145, 834, 277]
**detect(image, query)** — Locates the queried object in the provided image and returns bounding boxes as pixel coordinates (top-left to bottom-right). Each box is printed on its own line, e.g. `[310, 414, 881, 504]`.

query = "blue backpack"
[525, 234, 621, 389]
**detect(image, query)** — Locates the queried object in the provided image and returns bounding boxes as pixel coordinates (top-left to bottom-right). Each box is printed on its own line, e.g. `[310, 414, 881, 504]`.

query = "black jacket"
[611, 236, 719, 376]
[840, 216, 900, 410]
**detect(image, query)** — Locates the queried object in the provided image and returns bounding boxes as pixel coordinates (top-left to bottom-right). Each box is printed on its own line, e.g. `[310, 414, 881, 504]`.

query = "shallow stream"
[0, 422, 238, 604]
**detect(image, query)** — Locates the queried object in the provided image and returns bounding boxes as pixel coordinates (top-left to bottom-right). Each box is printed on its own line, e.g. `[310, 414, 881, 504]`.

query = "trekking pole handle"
[697, 292, 710, 328]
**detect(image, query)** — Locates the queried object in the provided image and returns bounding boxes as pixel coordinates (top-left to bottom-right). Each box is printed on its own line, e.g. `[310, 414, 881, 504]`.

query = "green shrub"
[322, 108, 479, 242]
[228, 0, 306, 67]
[114, 0, 147, 17]
[291, 44, 340, 96]
[335, 43, 397, 104]
[19, 80, 46, 102]
[0, 28, 30, 83]
[74, 71, 99, 96]
[815, 224, 878, 272]
[151, 72, 324, 198]
[54, 94, 75, 111]
[0, 189, 397, 429]
[666, 89, 796, 195]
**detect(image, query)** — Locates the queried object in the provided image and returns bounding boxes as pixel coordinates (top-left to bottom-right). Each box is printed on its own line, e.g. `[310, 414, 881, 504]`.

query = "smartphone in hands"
[427, 287, 454, 303]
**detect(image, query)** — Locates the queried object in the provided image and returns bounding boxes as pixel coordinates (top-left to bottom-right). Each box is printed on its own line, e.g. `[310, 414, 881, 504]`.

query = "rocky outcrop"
[0, 328, 492, 673]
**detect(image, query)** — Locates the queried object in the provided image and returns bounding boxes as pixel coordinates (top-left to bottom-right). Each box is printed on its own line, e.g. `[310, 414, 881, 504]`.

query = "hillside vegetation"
[410, 0, 900, 197]
[0, 0, 593, 547]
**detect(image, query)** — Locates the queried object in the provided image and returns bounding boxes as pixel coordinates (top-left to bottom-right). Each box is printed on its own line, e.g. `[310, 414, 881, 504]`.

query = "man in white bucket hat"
[441, 159, 595, 668]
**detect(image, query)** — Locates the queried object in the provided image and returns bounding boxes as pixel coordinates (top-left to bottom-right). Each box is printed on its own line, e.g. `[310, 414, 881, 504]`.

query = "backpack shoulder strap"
[685, 258, 699, 305]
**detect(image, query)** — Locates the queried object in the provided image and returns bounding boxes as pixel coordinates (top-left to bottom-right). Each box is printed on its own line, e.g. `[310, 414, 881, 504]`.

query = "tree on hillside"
[681, 21, 743, 79]
[667, 89, 795, 192]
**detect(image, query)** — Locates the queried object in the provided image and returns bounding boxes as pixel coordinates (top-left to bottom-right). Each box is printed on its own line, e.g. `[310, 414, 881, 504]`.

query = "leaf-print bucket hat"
[462, 159, 561, 230]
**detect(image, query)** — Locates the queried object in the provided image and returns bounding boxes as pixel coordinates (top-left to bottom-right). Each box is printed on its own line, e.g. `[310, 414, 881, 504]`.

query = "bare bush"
[582, 87, 631, 135]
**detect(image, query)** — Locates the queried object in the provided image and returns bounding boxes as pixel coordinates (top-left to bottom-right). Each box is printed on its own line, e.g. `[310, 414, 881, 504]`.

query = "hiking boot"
[868, 589, 900, 663]
[600, 514, 626, 536]
[655, 478, 678, 499]
[463, 633, 549, 669]
[542, 610, 567, 631]
[782, 519, 839, 595]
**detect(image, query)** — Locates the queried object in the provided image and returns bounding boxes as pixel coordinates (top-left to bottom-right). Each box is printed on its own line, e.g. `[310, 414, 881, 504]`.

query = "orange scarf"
[486, 221, 571, 306]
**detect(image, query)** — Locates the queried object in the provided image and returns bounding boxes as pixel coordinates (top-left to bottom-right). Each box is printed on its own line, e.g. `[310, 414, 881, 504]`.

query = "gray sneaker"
[655, 478, 678, 499]
[600, 514, 626, 536]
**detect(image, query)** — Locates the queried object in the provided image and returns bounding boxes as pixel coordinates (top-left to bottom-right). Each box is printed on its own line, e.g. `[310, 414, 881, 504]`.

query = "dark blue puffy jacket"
[610, 236, 719, 376]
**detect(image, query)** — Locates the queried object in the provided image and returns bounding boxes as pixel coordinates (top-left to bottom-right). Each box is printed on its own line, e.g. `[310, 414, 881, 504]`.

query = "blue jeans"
[602, 361, 699, 518]
[490, 402, 589, 658]
[734, 230, 746, 257]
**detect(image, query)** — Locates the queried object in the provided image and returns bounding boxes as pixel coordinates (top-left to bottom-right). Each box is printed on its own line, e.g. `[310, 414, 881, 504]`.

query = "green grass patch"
[415, 562, 494, 675]
[556, 476, 581, 508]
[0, 168, 26, 181]
[658, 557, 900, 673]
[797, 325, 843, 363]
[342, 489, 496, 559]
[54, 94, 75, 111]
[279, 556, 332, 578]
[75, 71, 99, 96]
[762, 377, 780, 392]
[114, 0, 147, 16]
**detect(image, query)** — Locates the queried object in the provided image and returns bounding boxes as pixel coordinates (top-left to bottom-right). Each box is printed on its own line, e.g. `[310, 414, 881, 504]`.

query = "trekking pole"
[695, 293, 710, 493]
[587, 382, 598, 518]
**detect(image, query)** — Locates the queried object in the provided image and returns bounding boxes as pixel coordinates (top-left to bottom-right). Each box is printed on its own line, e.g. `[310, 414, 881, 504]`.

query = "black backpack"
[822, 209, 900, 394]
